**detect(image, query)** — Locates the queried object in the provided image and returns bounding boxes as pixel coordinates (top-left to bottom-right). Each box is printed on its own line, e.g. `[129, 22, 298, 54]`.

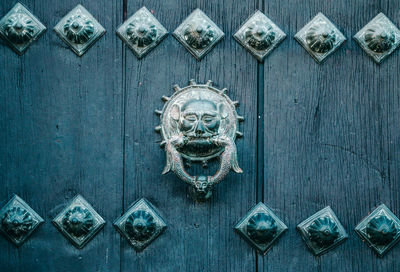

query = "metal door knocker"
[155, 80, 244, 200]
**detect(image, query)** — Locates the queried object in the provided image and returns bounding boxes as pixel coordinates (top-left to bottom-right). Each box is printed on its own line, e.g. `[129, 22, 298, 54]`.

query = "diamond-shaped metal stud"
[114, 198, 166, 251]
[52, 195, 105, 249]
[295, 13, 346, 63]
[235, 202, 288, 254]
[0, 195, 44, 246]
[173, 9, 224, 60]
[355, 204, 400, 257]
[117, 7, 168, 59]
[0, 3, 46, 55]
[54, 5, 105, 56]
[354, 13, 400, 64]
[234, 10, 286, 61]
[297, 206, 348, 256]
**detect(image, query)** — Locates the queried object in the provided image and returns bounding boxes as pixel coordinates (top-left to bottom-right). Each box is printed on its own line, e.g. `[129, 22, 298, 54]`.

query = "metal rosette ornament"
[155, 80, 244, 201]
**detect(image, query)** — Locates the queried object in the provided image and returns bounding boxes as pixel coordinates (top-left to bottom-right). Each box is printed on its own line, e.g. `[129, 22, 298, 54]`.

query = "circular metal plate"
[160, 84, 239, 161]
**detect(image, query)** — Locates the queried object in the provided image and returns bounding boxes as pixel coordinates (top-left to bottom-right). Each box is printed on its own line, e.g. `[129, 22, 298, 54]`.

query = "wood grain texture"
[1, 0, 400, 271]
[0, 0, 123, 271]
[261, 0, 400, 271]
[121, 1, 258, 271]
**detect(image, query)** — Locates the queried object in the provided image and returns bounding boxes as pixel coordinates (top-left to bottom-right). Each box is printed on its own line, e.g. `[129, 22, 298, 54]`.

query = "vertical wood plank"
[122, 0, 258, 271]
[1, 0, 400, 271]
[262, 0, 400, 271]
[0, 0, 123, 271]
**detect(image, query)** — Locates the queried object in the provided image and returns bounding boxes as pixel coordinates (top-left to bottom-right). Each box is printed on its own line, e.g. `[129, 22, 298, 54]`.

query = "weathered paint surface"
[0, 0, 399, 271]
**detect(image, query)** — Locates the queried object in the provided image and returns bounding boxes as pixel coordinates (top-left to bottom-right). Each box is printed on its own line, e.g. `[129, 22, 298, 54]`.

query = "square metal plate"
[54, 4, 105, 56]
[52, 195, 105, 249]
[234, 10, 286, 61]
[297, 206, 348, 256]
[173, 9, 224, 60]
[0, 195, 44, 246]
[0, 3, 46, 55]
[235, 202, 288, 254]
[114, 198, 167, 251]
[117, 7, 168, 59]
[294, 12, 346, 63]
[354, 13, 400, 64]
[355, 204, 400, 257]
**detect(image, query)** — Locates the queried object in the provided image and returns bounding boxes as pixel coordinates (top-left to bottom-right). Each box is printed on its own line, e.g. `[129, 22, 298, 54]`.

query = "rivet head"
[52, 195, 105, 249]
[246, 213, 278, 244]
[364, 24, 395, 53]
[117, 7, 168, 59]
[61, 206, 95, 238]
[305, 22, 336, 53]
[5, 13, 35, 43]
[125, 210, 156, 242]
[125, 19, 157, 48]
[355, 204, 400, 257]
[182, 17, 215, 49]
[235, 203, 287, 255]
[295, 12, 346, 63]
[245, 20, 275, 51]
[366, 215, 398, 246]
[297, 206, 348, 256]
[234, 10, 286, 61]
[307, 216, 340, 247]
[0, 195, 44, 246]
[2, 207, 34, 240]
[173, 9, 224, 60]
[63, 14, 95, 44]
[114, 198, 166, 251]
[54, 4, 105, 56]
[0, 3, 46, 55]
[354, 13, 400, 64]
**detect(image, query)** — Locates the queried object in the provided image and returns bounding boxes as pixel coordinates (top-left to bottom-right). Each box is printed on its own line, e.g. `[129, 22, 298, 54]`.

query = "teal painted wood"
[261, 0, 400, 271]
[121, 0, 258, 271]
[1, 0, 400, 271]
[0, 0, 123, 271]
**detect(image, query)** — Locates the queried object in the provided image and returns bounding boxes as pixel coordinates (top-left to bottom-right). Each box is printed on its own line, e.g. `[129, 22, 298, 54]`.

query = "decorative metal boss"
[54, 5, 105, 56]
[52, 195, 105, 249]
[297, 206, 348, 256]
[355, 204, 400, 257]
[173, 9, 224, 60]
[354, 13, 400, 64]
[114, 198, 166, 251]
[0, 194, 44, 246]
[235, 202, 288, 255]
[117, 7, 168, 59]
[155, 80, 244, 200]
[234, 10, 286, 61]
[0, 3, 46, 55]
[295, 12, 346, 63]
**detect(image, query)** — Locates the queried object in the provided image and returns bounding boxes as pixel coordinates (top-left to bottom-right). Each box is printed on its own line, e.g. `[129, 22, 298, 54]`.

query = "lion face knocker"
[155, 80, 244, 201]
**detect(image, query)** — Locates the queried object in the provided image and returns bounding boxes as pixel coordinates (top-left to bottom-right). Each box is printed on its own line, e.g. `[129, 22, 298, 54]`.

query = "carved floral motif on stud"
[0, 3, 46, 55]
[54, 5, 105, 56]
[114, 198, 166, 251]
[173, 9, 224, 60]
[117, 7, 168, 59]
[297, 206, 347, 256]
[234, 10, 286, 61]
[52, 195, 105, 249]
[235, 202, 287, 254]
[354, 13, 400, 64]
[155, 80, 244, 201]
[355, 204, 400, 257]
[0, 195, 44, 246]
[294, 13, 346, 63]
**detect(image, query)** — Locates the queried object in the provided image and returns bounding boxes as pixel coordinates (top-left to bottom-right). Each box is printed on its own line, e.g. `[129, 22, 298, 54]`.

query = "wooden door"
[0, 0, 399, 271]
